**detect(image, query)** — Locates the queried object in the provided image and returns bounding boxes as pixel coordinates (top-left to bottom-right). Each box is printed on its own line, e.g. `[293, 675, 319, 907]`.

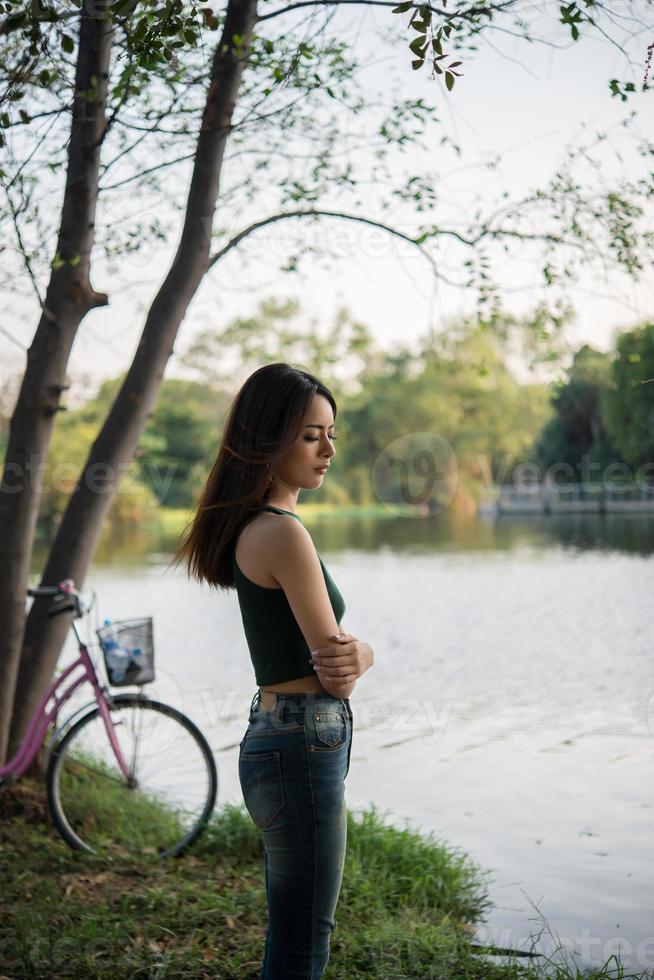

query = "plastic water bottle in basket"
[99, 619, 129, 683]
[97, 617, 155, 687]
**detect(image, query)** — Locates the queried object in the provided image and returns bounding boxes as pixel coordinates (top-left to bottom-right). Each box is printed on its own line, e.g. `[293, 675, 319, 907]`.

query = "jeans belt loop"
[259, 689, 278, 712]
[249, 689, 261, 720]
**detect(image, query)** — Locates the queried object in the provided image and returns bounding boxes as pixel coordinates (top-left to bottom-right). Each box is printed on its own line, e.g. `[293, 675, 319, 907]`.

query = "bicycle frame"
[0, 618, 134, 784]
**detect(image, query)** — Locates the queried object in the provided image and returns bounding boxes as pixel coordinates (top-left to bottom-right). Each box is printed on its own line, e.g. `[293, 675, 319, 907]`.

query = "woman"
[174, 362, 374, 978]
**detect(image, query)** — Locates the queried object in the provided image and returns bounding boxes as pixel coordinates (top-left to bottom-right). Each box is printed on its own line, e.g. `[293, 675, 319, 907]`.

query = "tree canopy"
[603, 322, 654, 470]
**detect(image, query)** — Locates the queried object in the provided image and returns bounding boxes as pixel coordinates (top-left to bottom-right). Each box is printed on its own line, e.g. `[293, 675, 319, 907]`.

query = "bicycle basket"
[96, 617, 155, 687]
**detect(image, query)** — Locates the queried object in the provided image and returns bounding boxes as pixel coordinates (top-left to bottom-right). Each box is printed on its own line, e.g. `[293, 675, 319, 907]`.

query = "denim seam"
[349, 701, 354, 776]
[301, 721, 320, 979]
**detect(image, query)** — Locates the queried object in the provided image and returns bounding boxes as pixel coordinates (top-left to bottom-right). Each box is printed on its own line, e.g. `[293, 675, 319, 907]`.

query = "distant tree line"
[534, 322, 654, 484]
[0, 304, 552, 527]
[1, 311, 651, 535]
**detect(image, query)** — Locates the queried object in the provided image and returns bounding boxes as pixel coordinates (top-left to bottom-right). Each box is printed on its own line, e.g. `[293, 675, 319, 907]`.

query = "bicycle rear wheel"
[47, 693, 217, 859]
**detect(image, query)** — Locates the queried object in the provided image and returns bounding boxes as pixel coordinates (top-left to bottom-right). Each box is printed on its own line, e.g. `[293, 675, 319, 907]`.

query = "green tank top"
[232, 505, 346, 686]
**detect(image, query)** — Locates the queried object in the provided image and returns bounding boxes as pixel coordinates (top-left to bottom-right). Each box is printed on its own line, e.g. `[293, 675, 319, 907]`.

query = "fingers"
[311, 651, 354, 664]
[326, 673, 359, 687]
[311, 641, 356, 660]
[313, 662, 362, 678]
[311, 634, 368, 680]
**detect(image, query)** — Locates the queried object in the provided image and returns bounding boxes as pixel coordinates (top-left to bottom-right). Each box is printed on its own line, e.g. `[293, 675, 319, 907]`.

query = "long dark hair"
[170, 362, 337, 589]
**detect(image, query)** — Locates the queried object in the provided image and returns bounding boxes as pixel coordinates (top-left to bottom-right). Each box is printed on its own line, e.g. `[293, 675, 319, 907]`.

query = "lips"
[315, 465, 329, 473]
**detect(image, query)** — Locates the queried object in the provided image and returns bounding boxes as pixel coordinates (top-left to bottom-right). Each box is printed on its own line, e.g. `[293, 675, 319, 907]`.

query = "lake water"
[49, 511, 654, 975]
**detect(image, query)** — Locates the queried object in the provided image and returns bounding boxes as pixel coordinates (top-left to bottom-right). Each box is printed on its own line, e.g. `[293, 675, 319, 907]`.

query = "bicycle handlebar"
[27, 578, 78, 598]
[27, 579, 83, 618]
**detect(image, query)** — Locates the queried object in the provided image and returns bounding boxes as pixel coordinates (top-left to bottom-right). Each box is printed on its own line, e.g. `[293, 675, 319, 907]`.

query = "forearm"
[318, 675, 357, 700]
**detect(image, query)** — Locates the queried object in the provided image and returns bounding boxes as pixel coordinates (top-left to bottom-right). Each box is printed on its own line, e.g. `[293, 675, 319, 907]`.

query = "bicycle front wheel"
[47, 693, 218, 859]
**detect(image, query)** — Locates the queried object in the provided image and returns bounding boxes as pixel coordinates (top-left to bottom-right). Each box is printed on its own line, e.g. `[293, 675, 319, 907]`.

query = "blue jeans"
[238, 689, 354, 979]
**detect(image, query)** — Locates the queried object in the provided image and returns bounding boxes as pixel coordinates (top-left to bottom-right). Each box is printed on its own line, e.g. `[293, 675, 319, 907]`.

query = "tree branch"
[3, 181, 43, 308]
[100, 152, 196, 191]
[207, 204, 582, 271]
[256, 0, 516, 23]
[208, 207, 442, 272]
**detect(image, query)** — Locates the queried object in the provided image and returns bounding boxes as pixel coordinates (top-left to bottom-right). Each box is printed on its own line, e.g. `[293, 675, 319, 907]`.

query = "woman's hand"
[310, 632, 374, 686]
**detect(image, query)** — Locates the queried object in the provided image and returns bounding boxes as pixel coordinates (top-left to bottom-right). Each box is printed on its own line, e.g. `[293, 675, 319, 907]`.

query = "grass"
[54, 750, 189, 856]
[0, 778, 651, 979]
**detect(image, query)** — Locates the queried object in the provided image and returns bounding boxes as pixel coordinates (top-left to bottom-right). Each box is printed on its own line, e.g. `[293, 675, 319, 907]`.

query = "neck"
[266, 498, 298, 512]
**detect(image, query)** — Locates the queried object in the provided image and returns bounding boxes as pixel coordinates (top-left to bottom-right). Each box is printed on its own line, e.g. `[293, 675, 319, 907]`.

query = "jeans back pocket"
[238, 749, 286, 829]
[313, 708, 347, 750]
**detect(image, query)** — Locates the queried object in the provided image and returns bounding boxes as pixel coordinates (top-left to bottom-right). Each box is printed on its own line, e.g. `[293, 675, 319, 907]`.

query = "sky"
[2, 2, 652, 401]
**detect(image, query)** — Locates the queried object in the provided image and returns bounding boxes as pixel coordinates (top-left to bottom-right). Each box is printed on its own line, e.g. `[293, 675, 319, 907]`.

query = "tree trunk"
[0, 2, 113, 765]
[6, 0, 259, 761]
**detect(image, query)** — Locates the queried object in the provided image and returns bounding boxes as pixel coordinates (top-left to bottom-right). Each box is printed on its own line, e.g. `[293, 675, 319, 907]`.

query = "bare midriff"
[259, 674, 326, 694]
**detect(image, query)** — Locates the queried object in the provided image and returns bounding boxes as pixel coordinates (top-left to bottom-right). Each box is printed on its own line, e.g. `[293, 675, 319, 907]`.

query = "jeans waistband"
[249, 688, 350, 722]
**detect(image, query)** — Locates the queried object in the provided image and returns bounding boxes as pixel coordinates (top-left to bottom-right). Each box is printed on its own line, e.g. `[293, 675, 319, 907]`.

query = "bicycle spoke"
[59, 754, 130, 788]
[47, 696, 217, 859]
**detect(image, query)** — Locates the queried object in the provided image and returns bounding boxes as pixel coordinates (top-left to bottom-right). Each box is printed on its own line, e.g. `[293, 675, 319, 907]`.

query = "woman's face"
[274, 393, 336, 492]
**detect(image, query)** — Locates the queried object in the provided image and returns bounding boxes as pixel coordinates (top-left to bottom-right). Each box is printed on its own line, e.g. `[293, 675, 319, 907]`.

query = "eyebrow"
[304, 423, 335, 430]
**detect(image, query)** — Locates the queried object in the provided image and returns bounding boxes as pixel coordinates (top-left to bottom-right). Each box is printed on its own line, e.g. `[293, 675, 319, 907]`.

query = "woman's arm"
[267, 520, 359, 698]
[312, 654, 358, 698]
[318, 675, 358, 699]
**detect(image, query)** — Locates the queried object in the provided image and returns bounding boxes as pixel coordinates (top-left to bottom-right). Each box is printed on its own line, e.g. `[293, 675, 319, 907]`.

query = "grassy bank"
[146, 502, 418, 537]
[0, 779, 649, 979]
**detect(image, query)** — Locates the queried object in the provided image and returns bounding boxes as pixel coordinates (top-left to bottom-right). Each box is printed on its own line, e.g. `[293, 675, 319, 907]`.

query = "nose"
[322, 435, 335, 459]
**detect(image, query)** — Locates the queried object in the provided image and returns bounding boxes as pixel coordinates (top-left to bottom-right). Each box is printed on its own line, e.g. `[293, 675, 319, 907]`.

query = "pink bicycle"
[0, 578, 217, 860]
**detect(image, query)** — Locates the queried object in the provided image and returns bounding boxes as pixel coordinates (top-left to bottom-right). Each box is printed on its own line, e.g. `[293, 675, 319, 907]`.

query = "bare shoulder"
[238, 510, 341, 656]
[235, 511, 310, 588]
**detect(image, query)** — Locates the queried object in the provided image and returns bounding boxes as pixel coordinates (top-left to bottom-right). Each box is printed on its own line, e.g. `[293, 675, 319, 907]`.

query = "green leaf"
[409, 34, 427, 55]
[412, 58, 424, 70]
[392, 1, 413, 11]
[445, 70, 454, 91]
[61, 33, 74, 53]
